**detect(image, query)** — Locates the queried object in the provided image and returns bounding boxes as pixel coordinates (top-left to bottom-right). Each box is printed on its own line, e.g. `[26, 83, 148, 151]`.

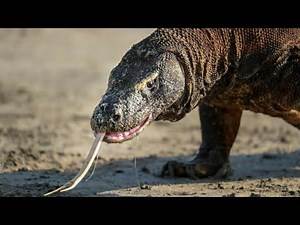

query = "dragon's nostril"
[112, 114, 121, 122]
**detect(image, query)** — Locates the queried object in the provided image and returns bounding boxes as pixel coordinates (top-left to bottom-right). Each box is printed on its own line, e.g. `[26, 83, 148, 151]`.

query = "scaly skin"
[91, 28, 300, 179]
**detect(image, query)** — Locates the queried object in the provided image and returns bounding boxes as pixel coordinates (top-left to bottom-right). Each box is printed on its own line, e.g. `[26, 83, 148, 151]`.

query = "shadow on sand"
[1, 148, 300, 196]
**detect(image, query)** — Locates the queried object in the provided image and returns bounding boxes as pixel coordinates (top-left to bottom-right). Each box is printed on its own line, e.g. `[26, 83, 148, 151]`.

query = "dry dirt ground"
[1, 29, 300, 197]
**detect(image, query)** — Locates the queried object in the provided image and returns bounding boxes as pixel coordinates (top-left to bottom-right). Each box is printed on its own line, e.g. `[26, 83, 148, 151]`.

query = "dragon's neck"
[147, 28, 236, 118]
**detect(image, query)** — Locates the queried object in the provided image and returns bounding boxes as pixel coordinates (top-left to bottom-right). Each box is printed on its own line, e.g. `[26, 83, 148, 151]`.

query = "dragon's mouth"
[101, 115, 152, 143]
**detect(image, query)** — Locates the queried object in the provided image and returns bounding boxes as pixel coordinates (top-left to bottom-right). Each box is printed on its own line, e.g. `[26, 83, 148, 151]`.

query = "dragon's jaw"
[100, 114, 152, 143]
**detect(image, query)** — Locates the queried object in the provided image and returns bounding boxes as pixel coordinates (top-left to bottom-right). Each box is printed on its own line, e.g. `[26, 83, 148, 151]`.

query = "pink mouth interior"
[103, 115, 151, 143]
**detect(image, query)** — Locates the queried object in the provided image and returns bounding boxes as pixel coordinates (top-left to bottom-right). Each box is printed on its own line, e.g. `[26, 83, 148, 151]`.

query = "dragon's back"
[231, 28, 300, 56]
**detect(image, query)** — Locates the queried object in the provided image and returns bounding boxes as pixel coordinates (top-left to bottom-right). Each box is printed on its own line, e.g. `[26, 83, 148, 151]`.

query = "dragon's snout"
[90, 91, 153, 143]
[90, 95, 125, 133]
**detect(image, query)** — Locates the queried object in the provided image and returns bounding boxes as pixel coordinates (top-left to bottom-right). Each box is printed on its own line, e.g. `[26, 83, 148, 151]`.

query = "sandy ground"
[1, 29, 300, 197]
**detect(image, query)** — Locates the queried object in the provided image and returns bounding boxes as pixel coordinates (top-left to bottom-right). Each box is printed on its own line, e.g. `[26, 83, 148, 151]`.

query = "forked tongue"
[44, 133, 105, 196]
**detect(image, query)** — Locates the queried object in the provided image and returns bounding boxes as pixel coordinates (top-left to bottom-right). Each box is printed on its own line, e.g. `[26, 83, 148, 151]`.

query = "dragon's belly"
[205, 79, 298, 120]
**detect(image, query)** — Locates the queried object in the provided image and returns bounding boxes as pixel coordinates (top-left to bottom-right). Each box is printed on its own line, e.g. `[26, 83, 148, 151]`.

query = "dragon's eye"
[146, 77, 158, 91]
[146, 80, 154, 89]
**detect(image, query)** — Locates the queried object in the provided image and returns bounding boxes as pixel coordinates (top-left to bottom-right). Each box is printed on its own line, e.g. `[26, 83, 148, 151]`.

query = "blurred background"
[0, 29, 155, 162]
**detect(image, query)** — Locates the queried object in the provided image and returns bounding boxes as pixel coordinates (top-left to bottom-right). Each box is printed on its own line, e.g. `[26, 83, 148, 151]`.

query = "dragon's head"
[90, 41, 185, 143]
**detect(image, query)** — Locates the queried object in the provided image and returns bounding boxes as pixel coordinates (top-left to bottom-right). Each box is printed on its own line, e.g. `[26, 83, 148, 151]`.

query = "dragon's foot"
[161, 154, 232, 179]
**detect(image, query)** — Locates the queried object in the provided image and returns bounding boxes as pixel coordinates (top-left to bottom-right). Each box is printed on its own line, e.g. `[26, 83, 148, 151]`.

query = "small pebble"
[288, 191, 296, 196]
[140, 184, 151, 190]
[250, 193, 261, 197]
[223, 193, 235, 197]
[217, 183, 224, 189]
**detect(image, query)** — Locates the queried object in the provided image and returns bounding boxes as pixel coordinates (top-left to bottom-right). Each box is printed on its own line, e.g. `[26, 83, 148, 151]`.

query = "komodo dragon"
[90, 28, 300, 179]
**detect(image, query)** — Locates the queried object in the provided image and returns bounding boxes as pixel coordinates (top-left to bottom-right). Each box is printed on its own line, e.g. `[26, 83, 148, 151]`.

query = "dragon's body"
[91, 28, 300, 178]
